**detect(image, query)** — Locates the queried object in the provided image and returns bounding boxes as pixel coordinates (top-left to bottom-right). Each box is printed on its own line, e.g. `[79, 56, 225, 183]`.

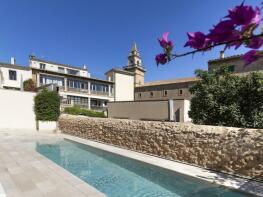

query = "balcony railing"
[90, 90, 109, 96]
[46, 84, 114, 97]
[67, 87, 89, 93]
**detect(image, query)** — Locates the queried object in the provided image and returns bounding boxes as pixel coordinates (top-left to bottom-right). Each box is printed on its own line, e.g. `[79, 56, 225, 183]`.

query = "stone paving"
[0, 130, 105, 197]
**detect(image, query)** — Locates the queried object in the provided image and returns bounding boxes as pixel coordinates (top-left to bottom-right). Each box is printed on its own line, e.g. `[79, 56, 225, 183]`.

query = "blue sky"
[0, 0, 259, 81]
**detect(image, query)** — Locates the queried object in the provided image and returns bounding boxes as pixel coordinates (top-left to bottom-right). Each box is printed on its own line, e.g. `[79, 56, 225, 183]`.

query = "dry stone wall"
[59, 114, 263, 180]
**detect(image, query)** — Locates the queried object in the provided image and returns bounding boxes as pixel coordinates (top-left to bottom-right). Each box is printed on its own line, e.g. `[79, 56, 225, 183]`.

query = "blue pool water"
[36, 139, 252, 197]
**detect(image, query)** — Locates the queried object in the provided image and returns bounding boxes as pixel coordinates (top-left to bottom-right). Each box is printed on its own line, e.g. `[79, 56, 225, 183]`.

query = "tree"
[189, 66, 263, 128]
[23, 79, 36, 92]
[34, 89, 60, 121]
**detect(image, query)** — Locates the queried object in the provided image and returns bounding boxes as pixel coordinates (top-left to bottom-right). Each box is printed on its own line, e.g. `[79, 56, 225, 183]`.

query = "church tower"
[123, 42, 146, 86]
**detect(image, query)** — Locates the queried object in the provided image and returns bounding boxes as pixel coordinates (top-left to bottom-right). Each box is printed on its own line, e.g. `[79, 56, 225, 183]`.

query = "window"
[67, 69, 79, 75]
[81, 83, 85, 89]
[40, 63, 46, 69]
[58, 67, 65, 73]
[67, 79, 82, 89]
[40, 74, 64, 86]
[228, 65, 235, 72]
[91, 83, 109, 92]
[163, 90, 168, 97]
[67, 95, 89, 107]
[9, 70, 17, 80]
[150, 92, 154, 97]
[179, 89, 183, 95]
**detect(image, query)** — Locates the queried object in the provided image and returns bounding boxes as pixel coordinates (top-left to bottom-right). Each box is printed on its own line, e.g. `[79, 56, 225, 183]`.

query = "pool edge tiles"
[61, 134, 263, 197]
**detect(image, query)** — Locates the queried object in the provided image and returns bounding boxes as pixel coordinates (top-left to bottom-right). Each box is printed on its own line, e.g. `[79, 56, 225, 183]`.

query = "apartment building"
[29, 55, 115, 111]
[134, 77, 199, 101]
[0, 58, 31, 90]
[208, 51, 263, 73]
[134, 51, 263, 101]
[0, 48, 137, 111]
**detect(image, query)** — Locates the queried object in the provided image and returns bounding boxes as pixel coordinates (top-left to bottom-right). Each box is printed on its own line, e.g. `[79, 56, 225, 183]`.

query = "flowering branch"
[171, 33, 263, 59]
[156, 2, 263, 66]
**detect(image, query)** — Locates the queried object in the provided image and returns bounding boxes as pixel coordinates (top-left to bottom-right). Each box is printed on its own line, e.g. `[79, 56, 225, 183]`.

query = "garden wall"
[0, 89, 36, 130]
[59, 114, 263, 180]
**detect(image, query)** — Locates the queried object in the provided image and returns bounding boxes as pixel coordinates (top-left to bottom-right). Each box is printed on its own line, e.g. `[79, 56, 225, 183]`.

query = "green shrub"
[34, 89, 60, 121]
[189, 65, 263, 128]
[23, 79, 36, 92]
[64, 106, 106, 118]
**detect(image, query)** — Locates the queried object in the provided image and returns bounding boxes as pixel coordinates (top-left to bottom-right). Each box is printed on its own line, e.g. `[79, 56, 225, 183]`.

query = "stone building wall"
[59, 114, 263, 180]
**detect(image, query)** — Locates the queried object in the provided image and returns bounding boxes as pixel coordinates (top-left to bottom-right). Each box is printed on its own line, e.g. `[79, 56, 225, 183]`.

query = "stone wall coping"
[60, 114, 263, 133]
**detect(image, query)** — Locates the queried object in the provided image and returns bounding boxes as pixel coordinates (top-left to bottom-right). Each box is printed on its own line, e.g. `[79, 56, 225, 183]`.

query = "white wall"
[38, 121, 57, 131]
[183, 99, 191, 122]
[30, 60, 90, 77]
[114, 72, 134, 101]
[108, 99, 191, 122]
[0, 67, 31, 89]
[0, 89, 36, 130]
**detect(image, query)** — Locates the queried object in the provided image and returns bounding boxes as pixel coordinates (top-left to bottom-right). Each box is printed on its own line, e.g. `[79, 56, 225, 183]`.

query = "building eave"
[123, 65, 146, 72]
[208, 51, 263, 64]
[138, 77, 200, 88]
[0, 62, 30, 71]
[105, 68, 135, 76]
[30, 57, 87, 71]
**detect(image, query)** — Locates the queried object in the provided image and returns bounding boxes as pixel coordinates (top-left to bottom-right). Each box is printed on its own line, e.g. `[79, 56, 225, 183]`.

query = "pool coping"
[62, 134, 263, 197]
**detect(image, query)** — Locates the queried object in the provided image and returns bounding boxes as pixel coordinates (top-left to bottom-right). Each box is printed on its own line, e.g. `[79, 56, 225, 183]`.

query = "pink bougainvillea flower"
[208, 20, 236, 44]
[224, 29, 243, 49]
[155, 53, 168, 65]
[226, 3, 261, 26]
[241, 50, 261, 65]
[158, 32, 173, 49]
[246, 37, 263, 49]
[184, 32, 210, 49]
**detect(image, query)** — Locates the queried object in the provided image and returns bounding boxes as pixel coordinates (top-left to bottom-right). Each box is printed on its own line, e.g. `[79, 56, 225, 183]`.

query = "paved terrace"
[0, 130, 105, 197]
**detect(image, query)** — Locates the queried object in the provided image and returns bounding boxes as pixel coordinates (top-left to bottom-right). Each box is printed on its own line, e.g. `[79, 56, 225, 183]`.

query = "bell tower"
[123, 42, 146, 86]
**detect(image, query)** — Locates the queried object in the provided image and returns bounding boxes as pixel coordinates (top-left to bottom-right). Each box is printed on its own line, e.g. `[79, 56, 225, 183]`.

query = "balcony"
[66, 87, 112, 97]
[90, 90, 109, 96]
[67, 87, 89, 93]
[60, 98, 107, 112]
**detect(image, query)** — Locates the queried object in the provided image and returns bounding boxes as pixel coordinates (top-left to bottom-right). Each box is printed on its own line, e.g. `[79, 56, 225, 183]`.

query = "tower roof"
[123, 42, 146, 72]
[131, 42, 137, 52]
[129, 42, 140, 57]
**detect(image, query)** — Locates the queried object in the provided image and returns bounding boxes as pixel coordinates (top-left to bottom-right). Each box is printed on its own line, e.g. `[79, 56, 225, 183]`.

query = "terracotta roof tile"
[140, 77, 200, 87]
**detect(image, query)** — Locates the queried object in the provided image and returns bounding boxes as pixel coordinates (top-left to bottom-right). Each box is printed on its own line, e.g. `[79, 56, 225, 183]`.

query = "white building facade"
[0, 58, 31, 90]
[29, 56, 115, 111]
[0, 43, 144, 112]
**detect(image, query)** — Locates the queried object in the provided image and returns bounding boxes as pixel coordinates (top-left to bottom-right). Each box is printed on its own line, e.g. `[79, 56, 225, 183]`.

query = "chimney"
[83, 64, 87, 70]
[220, 51, 225, 59]
[29, 55, 36, 60]
[11, 57, 16, 65]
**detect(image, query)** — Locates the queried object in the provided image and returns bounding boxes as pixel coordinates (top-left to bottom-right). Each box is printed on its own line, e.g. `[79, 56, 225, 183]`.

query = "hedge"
[64, 106, 106, 118]
[34, 89, 60, 121]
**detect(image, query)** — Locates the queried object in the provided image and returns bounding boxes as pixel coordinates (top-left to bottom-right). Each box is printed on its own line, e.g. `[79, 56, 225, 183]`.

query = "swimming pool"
[36, 139, 253, 197]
